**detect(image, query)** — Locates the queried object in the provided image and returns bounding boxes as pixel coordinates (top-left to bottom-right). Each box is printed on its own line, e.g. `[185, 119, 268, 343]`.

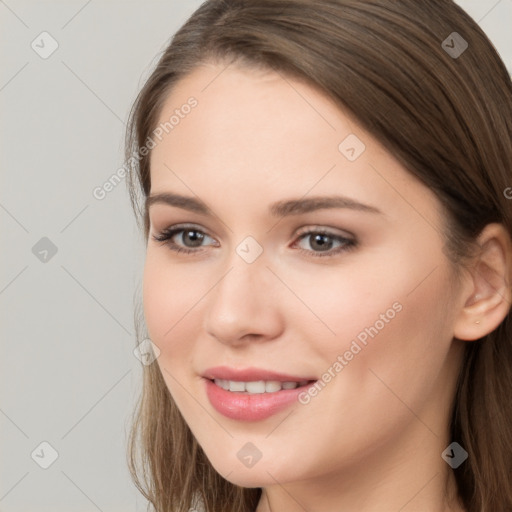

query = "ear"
[453, 223, 512, 341]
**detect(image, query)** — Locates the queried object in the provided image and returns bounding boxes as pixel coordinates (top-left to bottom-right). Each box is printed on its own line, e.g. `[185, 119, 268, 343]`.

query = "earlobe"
[453, 224, 512, 341]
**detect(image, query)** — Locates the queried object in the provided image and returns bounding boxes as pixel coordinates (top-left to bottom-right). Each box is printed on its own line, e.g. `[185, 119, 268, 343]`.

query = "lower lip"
[204, 379, 316, 421]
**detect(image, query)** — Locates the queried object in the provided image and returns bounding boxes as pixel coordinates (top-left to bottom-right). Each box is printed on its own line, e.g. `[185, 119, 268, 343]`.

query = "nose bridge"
[213, 247, 267, 314]
[203, 242, 282, 343]
[217, 231, 269, 299]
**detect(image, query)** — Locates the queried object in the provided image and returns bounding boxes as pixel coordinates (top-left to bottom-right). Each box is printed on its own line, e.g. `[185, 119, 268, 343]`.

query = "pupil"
[185, 230, 204, 247]
[312, 234, 332, 251]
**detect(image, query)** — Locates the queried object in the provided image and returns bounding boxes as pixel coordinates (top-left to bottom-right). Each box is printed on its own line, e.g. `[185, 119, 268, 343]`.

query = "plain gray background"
[1, 1, 511, 511]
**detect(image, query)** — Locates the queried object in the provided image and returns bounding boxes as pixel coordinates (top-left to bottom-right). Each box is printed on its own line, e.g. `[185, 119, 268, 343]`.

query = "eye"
[151, 224, 217, 254]
[151, 224, 357, 258]
[292, 228, 356, 258]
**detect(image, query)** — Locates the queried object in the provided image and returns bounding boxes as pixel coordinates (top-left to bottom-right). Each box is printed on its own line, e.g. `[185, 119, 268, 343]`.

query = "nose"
[203, 256, 284, 347]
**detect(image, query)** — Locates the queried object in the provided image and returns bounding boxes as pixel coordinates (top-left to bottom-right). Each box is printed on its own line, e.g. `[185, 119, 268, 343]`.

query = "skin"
[143, 61, 511, 511]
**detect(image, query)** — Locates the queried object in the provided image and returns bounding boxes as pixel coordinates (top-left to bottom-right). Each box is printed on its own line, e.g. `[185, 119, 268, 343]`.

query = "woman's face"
[143, 62, 467, 489]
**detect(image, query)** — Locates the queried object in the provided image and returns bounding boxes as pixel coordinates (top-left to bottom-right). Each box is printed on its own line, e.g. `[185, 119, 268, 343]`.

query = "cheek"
[280, 263, 456, 468]
[142, 253, 204, 412]
[332, 262, 455, 410]
[278, 256, 408, 350]
[142, 251, 201, 351]
[289, 248, 454, 381]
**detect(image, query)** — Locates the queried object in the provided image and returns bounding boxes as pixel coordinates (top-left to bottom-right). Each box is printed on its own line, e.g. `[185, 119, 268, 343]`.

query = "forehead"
[151, 61, 352, 163]
[148, 62, 441, 227]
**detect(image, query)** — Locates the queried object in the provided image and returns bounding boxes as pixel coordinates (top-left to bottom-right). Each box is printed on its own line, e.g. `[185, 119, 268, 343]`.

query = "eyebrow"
[146, 192, 382, 217]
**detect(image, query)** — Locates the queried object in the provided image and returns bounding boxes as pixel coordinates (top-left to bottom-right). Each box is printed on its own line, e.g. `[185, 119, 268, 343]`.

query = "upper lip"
[202, 366, 317, 382]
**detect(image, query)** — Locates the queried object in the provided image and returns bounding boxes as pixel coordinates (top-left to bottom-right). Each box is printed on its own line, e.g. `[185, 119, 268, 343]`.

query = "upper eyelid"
[156, 223, 351, 234]
[154, 224, 218, 247]
[159, 223, 215, 239]
[295, 225, 354, 238]
[156, 223, 353, 244]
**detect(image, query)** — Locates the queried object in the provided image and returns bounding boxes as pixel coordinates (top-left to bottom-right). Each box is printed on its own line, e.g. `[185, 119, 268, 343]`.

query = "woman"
[125, 1, 512, 511]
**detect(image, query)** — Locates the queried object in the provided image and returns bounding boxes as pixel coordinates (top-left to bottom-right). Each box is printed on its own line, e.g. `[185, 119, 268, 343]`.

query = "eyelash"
[152, 224, 357, 259]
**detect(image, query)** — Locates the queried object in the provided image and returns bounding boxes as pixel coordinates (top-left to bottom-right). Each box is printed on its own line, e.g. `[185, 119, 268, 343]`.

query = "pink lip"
[202, 366, 317, 422]
[202, 366, 317, 382]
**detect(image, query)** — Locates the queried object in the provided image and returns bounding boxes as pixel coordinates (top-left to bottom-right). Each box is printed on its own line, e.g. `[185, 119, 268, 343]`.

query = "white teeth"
[265, 381, 282, 393]
[245, 381, 266, 394]
[229, 381, 245, 392]
[213, 379, 307, 394]
[216, 379, 230, 390]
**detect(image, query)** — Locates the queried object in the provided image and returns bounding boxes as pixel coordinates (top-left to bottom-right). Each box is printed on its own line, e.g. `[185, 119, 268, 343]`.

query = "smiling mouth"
[209, 379, 316, 394]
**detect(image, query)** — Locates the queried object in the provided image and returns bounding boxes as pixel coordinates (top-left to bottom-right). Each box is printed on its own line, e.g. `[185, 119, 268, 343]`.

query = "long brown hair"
[124, 1, 512, 510]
